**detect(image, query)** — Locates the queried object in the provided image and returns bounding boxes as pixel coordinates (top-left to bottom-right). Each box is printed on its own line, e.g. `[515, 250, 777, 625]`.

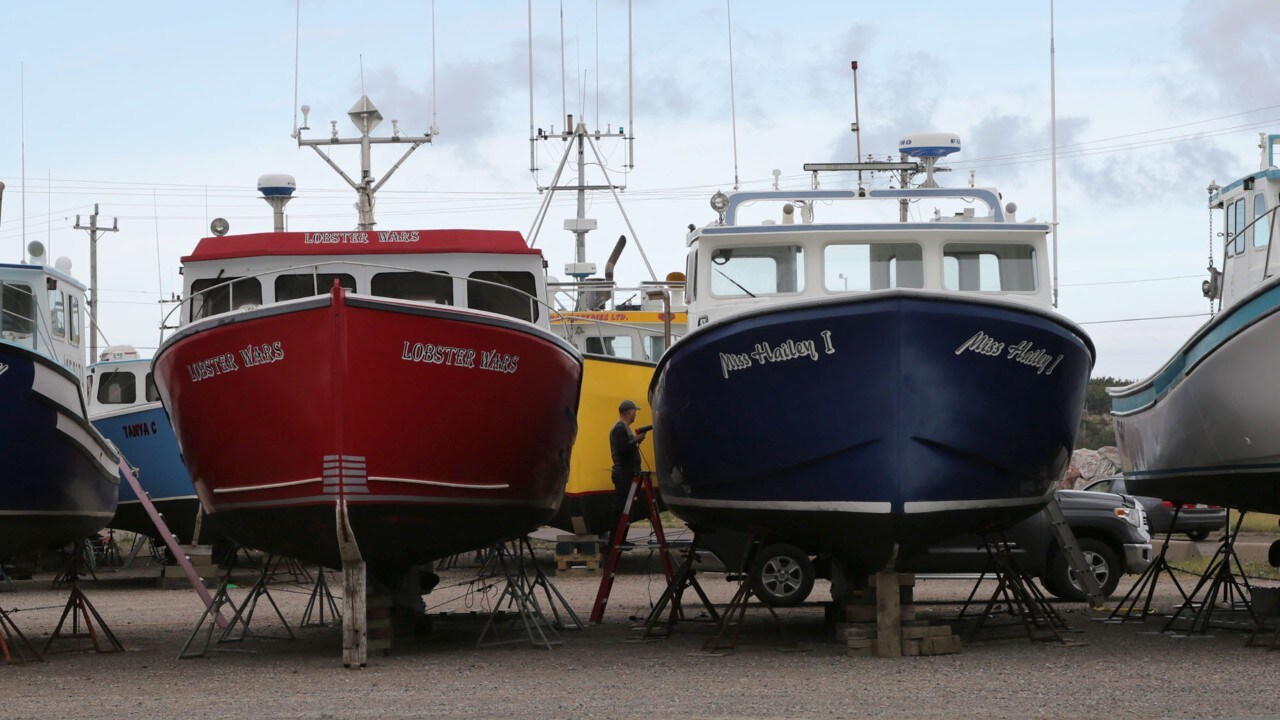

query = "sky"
[1, 0, 1277, 380]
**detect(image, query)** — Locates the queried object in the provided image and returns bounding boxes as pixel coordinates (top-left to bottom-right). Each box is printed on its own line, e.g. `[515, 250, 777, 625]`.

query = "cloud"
[1177, 0, 1280, 109]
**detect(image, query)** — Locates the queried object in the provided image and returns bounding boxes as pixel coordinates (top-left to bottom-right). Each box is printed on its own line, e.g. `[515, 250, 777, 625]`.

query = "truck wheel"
[750, 544, 814, 607]
[1045, 538, 1121, 601]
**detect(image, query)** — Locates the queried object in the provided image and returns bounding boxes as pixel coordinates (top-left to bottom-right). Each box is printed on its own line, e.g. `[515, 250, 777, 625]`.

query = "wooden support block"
[844, 604, 876, 623]
[846, 638, 874, 656]
[367, 596, 392, 656]
[342, 559, 367, 669]
[901, 624, 953, 640]
[902, 638, 921, 657]
[921, 634, 963, 656]
[874, 571, 902, 658]
[836, 624, 876, 641]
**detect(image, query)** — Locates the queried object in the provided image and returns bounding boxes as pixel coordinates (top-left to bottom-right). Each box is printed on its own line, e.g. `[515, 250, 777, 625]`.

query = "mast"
[296, 96, 435, 230]
[1049, 0, 1060, 307]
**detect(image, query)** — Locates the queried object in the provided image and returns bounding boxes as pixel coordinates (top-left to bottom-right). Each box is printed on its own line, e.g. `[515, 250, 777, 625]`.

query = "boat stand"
[43, 550, 123, 655]
[590, 472, 675, 624]
[301, 569, 342, 628]
[0, 564, 15, 593]
[1245, 544, 1280, 649]
[701, 536, 802, 655]
[0, 605, 42, 664]
[1163, 511, 1256, 635]
[1107, 508, 1190, 623]
[177, 557, 295, 659]
[635, 532, 720, 641]
[265, 554, 313, 585]
[957, 535, 1075, 646]
[52, 540, 98, 588]
[476, 537, 580, 650]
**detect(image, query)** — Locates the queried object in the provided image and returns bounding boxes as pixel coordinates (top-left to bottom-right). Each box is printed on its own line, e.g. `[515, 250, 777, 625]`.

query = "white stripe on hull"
[55, 410, 119, 478]
[0, 509, 115, 517]
[664, 497, 894, 513]
[31, 361, 85, 417]
[902, 494, 1050, 513]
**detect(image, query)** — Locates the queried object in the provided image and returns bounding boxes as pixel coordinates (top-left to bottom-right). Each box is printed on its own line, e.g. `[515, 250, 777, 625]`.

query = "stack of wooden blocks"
[160, 544, 219, 588]
[554, 534, 602, 577]
[836, 572, 962, 657]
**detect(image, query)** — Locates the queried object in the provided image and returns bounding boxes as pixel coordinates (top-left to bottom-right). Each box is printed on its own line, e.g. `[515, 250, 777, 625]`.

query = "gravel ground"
[2, 551, 1279, 720]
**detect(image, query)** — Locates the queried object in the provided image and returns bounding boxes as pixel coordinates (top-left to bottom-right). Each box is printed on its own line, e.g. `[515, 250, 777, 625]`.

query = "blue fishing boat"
[87, 346, 204, 544]
[1110, 134, 1280, 513]
[0, 243, 119, 557]
[650, 133, 1094, 573]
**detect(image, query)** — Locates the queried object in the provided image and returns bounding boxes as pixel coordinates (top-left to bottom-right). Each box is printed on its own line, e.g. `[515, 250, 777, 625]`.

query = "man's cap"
[619, 399, 640, 412]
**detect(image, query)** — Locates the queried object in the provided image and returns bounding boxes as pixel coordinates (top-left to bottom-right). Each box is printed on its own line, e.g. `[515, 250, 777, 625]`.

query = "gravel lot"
[2, 548, 1279, 720]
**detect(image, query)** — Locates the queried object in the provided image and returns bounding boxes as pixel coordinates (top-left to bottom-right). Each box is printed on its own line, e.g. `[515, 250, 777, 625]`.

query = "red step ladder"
[589, 472, 674, 623]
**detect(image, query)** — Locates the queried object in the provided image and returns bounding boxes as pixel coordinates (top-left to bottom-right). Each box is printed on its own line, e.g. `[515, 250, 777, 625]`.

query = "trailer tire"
[751, 544, 814, 607]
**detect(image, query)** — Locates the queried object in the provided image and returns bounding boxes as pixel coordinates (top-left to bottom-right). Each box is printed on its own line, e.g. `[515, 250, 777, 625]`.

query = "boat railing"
[546, 279, 685, 314]
[720, 187, 1006, 226]
[161, 259, 570, 341]
[1245, 205, 1280, 281]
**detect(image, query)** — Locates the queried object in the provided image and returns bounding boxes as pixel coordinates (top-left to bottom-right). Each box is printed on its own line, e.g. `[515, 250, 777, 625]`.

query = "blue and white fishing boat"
[650, 133, 1095, 572]
[0, 241, 119, 557]
[87, 345, 204, 544]
[1110, 134, 1280, 513]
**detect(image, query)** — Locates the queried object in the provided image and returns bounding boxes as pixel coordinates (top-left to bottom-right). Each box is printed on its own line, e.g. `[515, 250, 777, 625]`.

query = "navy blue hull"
[651, 293, 1093, 572]
[0, 345, 119, 558]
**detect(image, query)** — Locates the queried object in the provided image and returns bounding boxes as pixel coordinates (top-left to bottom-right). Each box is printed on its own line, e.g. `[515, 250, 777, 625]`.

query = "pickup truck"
[697, 489, 1153, 606]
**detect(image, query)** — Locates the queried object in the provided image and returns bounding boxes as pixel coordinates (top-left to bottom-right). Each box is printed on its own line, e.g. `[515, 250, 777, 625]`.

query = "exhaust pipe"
[604, 235, 627, 282]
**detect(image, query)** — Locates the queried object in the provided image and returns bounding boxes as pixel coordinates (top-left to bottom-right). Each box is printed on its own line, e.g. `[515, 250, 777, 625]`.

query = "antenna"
[1049, 0, 1061, 308]
[20, 61, 26, 259]
[851, 60, 863, 186]
[296, 95, 435, 230]
[626, 0, 634, 169]
[431, 0, 438, 135]
[291, 0, 301, 137]
[559, 1, 567, 124]
[725, 0, 741, 191]
[528, 0, 537, 177]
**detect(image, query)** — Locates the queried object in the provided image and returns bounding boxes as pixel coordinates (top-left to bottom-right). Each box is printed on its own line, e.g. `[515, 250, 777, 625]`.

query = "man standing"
[608, 399, 648, 546]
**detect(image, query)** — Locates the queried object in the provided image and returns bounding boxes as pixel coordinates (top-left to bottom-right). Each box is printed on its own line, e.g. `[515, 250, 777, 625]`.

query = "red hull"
[152, 288, 582, 571]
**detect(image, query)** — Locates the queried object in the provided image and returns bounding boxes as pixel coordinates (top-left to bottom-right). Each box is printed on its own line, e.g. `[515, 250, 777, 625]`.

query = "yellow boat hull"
[548, 354, 658, 534]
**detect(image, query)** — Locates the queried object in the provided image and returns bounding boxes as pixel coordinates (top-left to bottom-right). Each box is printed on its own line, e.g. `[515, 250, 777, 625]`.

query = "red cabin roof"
[182, 229, 538, 263]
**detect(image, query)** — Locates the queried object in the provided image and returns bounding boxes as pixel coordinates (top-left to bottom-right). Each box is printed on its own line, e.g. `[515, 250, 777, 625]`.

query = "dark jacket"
[610, 419, 643, 483]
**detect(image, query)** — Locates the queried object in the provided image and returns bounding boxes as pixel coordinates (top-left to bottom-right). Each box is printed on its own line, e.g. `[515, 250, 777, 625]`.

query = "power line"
[1077, 311, 1209, 325]
[1061, 274, 1202, 287]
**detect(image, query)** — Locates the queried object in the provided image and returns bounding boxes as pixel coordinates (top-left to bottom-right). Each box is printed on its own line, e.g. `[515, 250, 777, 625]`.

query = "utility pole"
[74, 203, 119, 362]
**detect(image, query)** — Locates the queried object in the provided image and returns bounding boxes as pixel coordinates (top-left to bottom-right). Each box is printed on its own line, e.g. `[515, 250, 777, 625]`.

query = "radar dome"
[258, 174, 297, 198]
[898, 132, 961, 158]
[55, 257, 73, 274]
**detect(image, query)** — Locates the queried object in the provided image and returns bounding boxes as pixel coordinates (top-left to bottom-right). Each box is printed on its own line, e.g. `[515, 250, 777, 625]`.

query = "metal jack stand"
[0, 606, 42, 664]
[266, 554, 313, 585]
[43, 550, 123, 655]
[637, 532, 720, 641]
[0, 564, 16, 593]
[301, 569, 342, 628]
[1108, 507, 1190, 623]
[1164, 510, 1256, 635]
[476, 538, 580, 649]
[958, 535, 1075, 646]
[702, 536, 802, 655]
[178, 556, 294, 658]
[52, 540, 98, 588]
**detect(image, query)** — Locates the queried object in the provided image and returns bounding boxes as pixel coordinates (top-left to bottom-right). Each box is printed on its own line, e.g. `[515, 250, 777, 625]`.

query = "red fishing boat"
[151, 99, 582, 579]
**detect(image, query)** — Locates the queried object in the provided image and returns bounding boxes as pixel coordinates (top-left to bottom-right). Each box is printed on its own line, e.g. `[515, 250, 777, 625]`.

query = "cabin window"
[468, 271, 539, 322]
[190, 277, 263, 321]
[48, 289, 66, 339]
[67, 296, 81, 346]
[645, 334, 671, 361]
[823, 242, 923, 291]
[275, 273, 356, 301]
[943, 243, 1038, 292]
[96, 370, 136, 405]
[145, 372, 160, 402]
[1, 282, 35, 337]
[685, 251, 697, 302]
[708, 245, 805, 298]
[371, 271, 454, 305]
[1235, 199, 1247, 255]
[1225, 201, 1236, 257]
[585, 334, 634, 359]
[1254, 193, 1270, 249]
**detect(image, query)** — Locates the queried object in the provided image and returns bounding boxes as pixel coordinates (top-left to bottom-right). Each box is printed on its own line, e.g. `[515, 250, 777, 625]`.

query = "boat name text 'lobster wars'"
[302, 230, 420, 245]
[186, 342, 285, 382]
[401, 341, 520, 374]
[719, 330, 835, 379]
[954, 330, 1063, 376]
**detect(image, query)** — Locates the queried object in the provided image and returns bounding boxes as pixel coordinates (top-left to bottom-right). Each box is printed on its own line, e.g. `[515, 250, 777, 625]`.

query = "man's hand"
[636, 430, 648, 443]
